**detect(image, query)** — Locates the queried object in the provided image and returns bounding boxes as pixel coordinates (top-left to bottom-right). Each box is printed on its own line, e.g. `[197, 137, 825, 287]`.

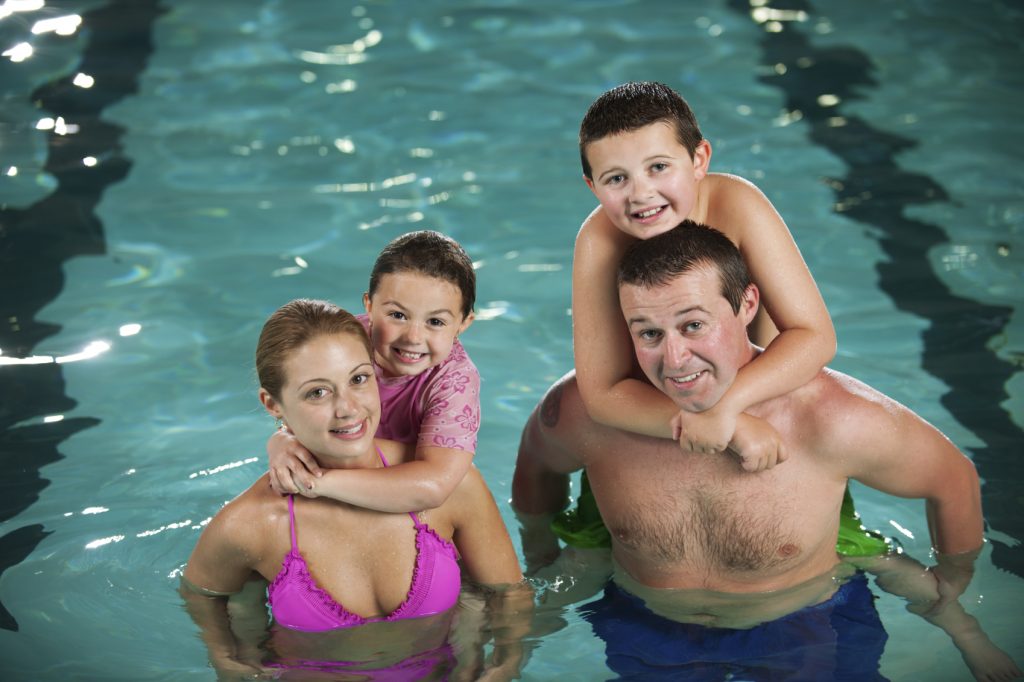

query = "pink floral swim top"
[267, 450, 461, 632]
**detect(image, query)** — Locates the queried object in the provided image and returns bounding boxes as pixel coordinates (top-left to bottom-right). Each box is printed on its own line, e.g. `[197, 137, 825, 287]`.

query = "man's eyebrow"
[626, 305, 709, 327]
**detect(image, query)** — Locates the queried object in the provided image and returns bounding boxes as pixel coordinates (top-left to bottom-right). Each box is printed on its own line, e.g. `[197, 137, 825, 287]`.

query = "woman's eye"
[351, 373, 371, 386]
[306, 387, 328, 400]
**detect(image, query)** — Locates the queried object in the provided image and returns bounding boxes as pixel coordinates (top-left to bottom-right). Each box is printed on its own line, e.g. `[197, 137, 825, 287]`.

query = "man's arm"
[825, 371, 983, 556]
[511, 375, 587, 571]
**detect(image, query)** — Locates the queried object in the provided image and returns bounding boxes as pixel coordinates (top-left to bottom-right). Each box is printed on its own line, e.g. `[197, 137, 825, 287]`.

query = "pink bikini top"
[267, 451, 461, 632]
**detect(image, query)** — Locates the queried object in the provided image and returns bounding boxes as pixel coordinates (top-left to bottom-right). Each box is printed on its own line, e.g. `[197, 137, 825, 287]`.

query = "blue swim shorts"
[581, 572, 888, 681]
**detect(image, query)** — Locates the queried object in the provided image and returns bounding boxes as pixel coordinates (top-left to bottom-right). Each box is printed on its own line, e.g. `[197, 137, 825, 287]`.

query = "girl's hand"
[267, 429, 322, 495]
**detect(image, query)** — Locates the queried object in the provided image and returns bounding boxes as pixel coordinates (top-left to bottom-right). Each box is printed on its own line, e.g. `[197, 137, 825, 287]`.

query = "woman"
[181, 299, 527, 677]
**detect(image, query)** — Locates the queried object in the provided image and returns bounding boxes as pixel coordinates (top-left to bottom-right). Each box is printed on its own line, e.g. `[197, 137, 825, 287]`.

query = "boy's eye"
[605, 174, 626, 186]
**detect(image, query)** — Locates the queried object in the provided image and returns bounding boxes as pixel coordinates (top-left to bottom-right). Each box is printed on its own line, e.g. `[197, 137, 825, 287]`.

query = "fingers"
[292, 447, 323, 478]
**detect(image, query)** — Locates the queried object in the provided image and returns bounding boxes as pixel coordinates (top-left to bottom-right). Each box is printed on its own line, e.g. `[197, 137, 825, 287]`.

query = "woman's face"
[260, 332, 380, 467]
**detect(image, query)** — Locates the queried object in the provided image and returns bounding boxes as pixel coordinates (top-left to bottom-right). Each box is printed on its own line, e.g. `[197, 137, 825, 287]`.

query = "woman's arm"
[572, 207, 679, 438]
[450, 467, 525, 585]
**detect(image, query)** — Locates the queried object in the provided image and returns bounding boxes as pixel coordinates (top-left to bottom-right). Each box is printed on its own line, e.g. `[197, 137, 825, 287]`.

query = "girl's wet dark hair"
[579, 81, 704, 179]
[256, 299, 371, 400]
[367, 230, 476, 318]
[618, 220, 751, 314]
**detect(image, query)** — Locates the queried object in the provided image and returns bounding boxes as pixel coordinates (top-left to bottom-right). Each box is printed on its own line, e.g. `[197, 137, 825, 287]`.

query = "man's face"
[619, 265, 757, 413]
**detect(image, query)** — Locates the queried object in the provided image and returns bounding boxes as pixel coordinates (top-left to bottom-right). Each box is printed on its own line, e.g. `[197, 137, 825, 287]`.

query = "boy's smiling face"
[584, 121, 710, 240]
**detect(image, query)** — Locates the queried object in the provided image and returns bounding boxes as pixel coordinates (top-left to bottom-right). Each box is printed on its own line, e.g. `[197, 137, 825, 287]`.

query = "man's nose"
[664, 334, 691, 368]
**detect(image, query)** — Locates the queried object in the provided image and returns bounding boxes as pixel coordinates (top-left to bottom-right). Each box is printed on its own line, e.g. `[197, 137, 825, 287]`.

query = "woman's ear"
[258, 388, 282, 419]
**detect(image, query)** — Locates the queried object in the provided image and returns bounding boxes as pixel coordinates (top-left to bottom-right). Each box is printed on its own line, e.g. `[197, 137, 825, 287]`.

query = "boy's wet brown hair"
[579, 81, 704, 179]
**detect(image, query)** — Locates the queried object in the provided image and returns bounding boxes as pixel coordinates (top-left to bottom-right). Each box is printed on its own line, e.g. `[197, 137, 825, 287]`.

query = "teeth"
[671, 371, 702, 383]
[397, 349, 424, 360]
[636, 207, 661, 219]
[334, 423, 362, 434]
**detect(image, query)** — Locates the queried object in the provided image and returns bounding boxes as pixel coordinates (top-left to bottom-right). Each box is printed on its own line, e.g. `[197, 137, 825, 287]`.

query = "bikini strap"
[287, 494, 299, 552]
[377, 446, 426, 529]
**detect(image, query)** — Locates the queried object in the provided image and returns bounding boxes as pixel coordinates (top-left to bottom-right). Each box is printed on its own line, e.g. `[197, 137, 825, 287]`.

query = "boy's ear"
[583, 174, 597, 194]
[258, 388, 283, 419]
[692, 139, 712, 181]
[457, 311, 475, 336]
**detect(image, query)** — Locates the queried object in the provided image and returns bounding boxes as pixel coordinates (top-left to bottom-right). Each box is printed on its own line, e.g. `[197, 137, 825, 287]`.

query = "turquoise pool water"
[1, 0, 1021, 679]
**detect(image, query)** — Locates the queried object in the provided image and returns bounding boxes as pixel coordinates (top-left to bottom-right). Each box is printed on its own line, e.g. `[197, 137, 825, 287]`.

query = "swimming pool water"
[1, 0, 1021, 679]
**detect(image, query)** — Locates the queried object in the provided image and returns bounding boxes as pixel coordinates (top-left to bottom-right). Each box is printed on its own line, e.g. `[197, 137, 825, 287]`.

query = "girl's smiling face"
[363, 271, 474, 378]
[259, 331, 380, 468]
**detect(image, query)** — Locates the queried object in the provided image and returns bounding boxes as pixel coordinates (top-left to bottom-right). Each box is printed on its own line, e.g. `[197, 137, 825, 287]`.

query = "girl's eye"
[427, 318, 446, 328]
[387, 311, 407, 321]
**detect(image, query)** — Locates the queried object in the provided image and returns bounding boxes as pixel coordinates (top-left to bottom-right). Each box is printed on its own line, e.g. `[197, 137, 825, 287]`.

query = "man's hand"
[267, 428, 322, 495]
[725, 413, 787, 472]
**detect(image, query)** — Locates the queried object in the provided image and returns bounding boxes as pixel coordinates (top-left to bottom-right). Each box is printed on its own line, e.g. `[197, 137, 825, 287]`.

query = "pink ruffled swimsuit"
[267, 451, 461, 632]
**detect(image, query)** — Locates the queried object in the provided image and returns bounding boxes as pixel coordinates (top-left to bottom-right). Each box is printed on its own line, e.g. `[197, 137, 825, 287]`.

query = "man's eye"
[685, 321, 704, 333]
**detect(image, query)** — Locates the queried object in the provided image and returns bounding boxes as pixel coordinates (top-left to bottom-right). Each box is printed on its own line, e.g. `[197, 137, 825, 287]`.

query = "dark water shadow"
[0, 0, 165, 631]
[725, 0, 1023, 577]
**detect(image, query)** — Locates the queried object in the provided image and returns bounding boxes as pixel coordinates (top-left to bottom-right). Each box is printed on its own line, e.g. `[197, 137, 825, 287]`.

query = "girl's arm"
[678, 175, 836, 451]
[572, 206, 679, 439]
[307, 446, 473, 512]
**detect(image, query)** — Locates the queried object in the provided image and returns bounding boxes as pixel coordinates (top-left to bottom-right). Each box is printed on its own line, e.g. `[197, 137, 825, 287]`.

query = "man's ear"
[258, 388, 282, 419]
[740, 283, 760, 326]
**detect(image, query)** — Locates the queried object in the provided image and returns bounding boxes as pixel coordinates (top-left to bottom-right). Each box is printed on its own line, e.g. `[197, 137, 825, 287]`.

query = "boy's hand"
[267, 429, 322, 495]
[671, 406, 736, 454]
[725, 413, 787, 472]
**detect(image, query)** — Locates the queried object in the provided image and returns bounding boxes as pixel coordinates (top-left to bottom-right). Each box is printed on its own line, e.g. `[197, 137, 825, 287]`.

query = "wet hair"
[256, 299, 371, 400]
[579, 81, 704, 179]
[367, 230, 476, 318]
[617, 220, 751, 314]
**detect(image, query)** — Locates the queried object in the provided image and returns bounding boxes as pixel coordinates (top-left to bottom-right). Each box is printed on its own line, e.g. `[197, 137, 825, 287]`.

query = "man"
[513, 221, 992, 679]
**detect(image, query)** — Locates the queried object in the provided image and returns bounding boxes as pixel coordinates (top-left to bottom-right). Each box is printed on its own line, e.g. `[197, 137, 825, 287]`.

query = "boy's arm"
[572, 206, 679, 439]
[307, 446, 474, 512]
[682, 176, 837, 451]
